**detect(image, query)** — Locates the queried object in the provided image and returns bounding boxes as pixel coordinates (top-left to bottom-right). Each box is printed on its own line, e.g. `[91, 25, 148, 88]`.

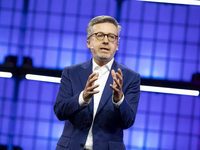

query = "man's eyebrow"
[95, 32, 118, 35]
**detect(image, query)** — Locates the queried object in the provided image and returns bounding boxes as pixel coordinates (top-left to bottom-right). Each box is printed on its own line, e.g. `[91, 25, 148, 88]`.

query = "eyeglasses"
[89, 32, 118, 42]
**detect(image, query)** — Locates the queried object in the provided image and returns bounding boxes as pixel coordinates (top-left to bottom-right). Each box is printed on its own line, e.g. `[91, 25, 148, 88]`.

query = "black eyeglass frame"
[88, 32, 119, 42]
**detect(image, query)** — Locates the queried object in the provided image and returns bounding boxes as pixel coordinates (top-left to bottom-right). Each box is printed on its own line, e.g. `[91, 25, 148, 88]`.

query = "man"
[54, 15, 140, 150]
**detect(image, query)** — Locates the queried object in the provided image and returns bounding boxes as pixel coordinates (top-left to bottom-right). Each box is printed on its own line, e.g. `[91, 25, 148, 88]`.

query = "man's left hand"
[110, 68, 123, 102]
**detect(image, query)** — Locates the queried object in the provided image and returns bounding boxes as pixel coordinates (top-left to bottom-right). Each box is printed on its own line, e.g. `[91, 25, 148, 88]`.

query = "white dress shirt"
[78, 58, 124, 150]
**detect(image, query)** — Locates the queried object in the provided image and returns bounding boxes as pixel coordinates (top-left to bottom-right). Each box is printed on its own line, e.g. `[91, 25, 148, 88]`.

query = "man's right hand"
[83, 72, 99, 102]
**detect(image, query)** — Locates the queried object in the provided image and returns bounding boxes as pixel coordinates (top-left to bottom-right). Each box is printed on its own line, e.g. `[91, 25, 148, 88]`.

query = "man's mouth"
[100, 48, 109, 51]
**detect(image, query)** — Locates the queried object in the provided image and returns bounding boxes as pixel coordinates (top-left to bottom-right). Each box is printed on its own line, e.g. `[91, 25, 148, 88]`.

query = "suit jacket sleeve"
[54, 66, 82, 121]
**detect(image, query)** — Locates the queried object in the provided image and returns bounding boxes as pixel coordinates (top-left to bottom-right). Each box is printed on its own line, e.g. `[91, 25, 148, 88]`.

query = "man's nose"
[103, 35, 109, 43]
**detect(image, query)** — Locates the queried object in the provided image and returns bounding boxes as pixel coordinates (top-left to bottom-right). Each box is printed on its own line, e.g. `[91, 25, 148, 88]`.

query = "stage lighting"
[25, 74, 61, 83]
[140, 85, 199, 96]
[0, 71, 12, 78]
[138, 0, 200, 6]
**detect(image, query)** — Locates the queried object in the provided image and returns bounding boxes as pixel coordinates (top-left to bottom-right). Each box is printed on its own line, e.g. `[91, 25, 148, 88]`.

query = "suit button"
[80, 143, 84, 148]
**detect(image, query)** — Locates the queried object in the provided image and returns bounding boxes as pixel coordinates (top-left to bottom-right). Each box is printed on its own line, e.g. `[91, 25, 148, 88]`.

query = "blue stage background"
[0, 0, 199, 150]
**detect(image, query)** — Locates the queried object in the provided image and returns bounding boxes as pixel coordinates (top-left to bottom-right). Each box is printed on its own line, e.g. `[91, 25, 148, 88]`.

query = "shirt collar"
[92, 58, 114, 72]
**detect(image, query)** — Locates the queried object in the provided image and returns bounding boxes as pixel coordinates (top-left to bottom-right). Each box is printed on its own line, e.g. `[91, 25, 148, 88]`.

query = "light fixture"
[24, 73, 199, 96]
[25, 74, 61, 83]
[138, 0, 200, 6]
[0, 71, 12, 78]
[140, 85, 199, 96]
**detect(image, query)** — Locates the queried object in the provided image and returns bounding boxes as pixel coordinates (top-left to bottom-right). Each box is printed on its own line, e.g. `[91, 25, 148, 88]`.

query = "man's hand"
[110, 68, 123, 102]
[83, 72, 99, 102]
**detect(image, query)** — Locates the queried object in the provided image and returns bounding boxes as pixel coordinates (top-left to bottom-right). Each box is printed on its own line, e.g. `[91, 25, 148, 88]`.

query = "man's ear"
[87, 40, 94, 50]
[116, 43, 119, 51]
[87, 40, 91, 49]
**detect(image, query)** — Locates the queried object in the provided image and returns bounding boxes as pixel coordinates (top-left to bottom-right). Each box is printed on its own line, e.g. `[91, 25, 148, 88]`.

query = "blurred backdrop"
[0, 0, 199, 150]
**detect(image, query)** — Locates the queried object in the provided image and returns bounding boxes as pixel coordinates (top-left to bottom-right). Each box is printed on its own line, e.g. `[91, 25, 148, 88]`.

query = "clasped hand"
[83, 68, 123, 103]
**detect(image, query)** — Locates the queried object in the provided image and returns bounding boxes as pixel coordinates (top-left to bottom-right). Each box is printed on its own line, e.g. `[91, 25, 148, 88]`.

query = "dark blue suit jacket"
[54, 59, 140, 150]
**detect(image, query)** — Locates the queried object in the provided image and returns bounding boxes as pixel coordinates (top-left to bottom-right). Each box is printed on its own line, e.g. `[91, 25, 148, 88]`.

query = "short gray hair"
[86, 15, 121, 40]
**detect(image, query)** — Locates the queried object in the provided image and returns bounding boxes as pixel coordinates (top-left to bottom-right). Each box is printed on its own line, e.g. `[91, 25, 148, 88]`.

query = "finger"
[88, 72, 99, 80]
[111, 70, 122, 88]
[87, 84, 99, 91]
[110, 84, 120, 92]
[89, 72, 97, 79]
[88, 73, 99, 85]
[116, 69, 123, 81]
[87, 90, 100, 94]
[116, 74, 123, 86]
[111, 70, 116, 78]
[117, 68, 123, 85]
[118, 68, 123, 77]
[111, 70, 118, 86]
[116, 73, 122, 81]
[112, 78, 121, 89]
[89, 76, 98, 84]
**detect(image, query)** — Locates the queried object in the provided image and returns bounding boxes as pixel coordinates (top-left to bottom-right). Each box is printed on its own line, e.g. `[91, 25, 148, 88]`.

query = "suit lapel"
[95, 60, 120, 116]
[77, 60, 93, 113]
[78, 60, 92, 89]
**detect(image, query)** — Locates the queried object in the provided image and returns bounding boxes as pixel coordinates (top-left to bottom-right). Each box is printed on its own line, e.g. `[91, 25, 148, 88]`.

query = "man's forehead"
[92, 22, 118, 33]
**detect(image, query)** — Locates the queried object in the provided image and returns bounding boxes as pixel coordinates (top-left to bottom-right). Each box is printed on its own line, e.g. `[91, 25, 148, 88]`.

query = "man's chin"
[98, 56, 111, 61]
[97, 54, 111, 59]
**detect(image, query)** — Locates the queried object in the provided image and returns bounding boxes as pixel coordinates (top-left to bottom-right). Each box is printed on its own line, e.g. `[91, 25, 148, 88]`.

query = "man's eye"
[97, 34, 103, 37]
[109, 35, 115, 39]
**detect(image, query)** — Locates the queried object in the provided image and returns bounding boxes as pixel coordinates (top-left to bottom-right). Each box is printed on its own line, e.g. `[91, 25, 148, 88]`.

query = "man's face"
[87, 22, 119, 66]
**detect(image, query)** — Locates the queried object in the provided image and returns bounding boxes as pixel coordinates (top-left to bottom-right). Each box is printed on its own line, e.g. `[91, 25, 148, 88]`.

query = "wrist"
[113, 93, 123, 102]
